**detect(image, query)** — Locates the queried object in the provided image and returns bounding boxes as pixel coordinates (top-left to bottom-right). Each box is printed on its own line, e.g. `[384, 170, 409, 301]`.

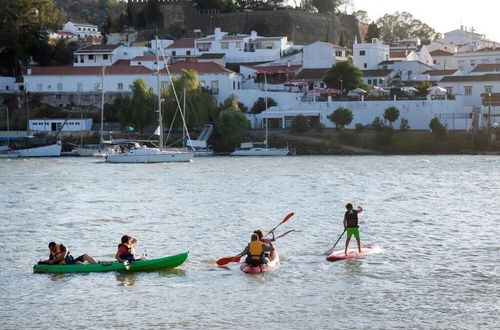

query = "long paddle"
[325, 229, 346, 255]
[216, 212, 295, 266]
[264, 212, 295, 237]
[275, 229, 296, 239]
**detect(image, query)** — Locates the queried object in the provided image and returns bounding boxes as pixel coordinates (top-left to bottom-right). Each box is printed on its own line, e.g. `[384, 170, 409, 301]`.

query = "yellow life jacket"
[248, 241, 264, 260]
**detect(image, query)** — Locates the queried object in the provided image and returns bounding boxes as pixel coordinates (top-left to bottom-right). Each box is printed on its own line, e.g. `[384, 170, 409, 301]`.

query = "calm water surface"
[0, 155, 498, 329]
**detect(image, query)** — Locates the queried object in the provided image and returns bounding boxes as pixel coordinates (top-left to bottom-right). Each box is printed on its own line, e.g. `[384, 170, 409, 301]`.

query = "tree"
[383, 107, 400, 127]
[376, 12, 441, 45]
[291, 115, 309, 132]
[130, 79, 155, 133]
[215, 108, 248, 151]
[429, 117, 447, 139]
[311, 0, 340, 14]
[372, 116, 385, 131]
[323, 61, 363, 93]
[353, 10, 370, 24]
[327, 107, 353, 130]
[365, 22, 380, 42]
[251, 97, 277, 114]
[414, 81, 432, 97]
[162, 69, 218, 131]
[0, 0, 64, 76]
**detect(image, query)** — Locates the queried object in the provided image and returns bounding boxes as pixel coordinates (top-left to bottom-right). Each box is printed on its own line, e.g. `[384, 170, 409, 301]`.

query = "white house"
[73, 45, 149, 67]
[438, 73, 500, 106]
[0, 77, 16, 92]
[63, 21, 101, 39]
[49, 30, 78, 41]
[302, 41, 347, 69]
[430, 49, 456, 70]
[454, 48, 500, 72]
[194, 28, 289, 63]
[353, 38, 390, 70]
[164, 38, 197, 62]
[436, 26, 500, 52]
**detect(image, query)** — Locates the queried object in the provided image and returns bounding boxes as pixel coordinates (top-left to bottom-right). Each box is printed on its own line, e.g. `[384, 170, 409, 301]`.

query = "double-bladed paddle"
[216, 212, 295, 266]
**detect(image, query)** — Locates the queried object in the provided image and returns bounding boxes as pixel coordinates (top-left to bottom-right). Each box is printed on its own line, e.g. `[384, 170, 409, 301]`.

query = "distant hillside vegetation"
[55, 0, 126, 27]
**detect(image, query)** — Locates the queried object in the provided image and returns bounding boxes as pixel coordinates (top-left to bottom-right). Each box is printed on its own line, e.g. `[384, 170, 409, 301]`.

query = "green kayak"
[33, 252, 188, 274]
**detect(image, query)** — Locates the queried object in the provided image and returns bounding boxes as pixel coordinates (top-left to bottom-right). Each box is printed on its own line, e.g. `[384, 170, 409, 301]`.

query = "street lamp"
[340, 79, 343, 96]
[488, 92, 492, 127]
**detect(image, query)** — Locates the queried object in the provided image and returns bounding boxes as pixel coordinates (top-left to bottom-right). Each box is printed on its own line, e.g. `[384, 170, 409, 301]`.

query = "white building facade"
[353, 38, 390, 70]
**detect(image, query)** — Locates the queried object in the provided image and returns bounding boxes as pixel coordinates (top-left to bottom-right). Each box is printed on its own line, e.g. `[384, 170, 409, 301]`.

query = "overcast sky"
[353, 0, 500, 42]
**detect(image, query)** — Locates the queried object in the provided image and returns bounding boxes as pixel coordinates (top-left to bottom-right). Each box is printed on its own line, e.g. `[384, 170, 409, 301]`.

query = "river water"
[0, 155, 498, 329]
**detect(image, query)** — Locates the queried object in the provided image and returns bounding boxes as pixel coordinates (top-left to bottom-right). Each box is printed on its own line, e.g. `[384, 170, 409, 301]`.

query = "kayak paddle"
[325, 229, 346, 255]
[216, 255, 241, 266]
[265, 212, 295, 237]
[275, 229, 296, 239]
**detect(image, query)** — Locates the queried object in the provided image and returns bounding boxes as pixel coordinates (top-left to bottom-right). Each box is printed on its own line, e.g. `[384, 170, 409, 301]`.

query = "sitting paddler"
[253, 229, 276, 259]
[39, 242, 97, 265]
[239, 233, 274, 266]
[115, 234, 144, 263]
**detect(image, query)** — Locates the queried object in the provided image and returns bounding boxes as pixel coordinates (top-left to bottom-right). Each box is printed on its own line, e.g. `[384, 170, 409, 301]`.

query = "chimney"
[251, 30, 257, 39]
[214, 27, 222, 41]
[27, 67, 32, 75]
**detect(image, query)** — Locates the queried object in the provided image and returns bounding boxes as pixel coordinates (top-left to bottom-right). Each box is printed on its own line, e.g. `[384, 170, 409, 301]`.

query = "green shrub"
[429, 117, 447, 140]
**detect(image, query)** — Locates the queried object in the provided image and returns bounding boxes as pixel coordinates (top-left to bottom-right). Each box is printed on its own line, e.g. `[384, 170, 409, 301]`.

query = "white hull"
[105, 147, 193, 163]
[75, 146, 107, 157]
[231, 147, 289, 156]
[6, 141, 61, 157]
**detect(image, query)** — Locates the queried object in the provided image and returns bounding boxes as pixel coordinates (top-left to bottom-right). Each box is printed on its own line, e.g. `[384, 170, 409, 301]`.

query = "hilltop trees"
[0, 0, 63, 76]
[376, 12, 441, 45]
[328, 107, 353, 130]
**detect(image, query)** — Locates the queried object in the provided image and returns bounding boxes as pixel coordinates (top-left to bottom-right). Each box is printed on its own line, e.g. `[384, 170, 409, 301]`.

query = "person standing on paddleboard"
[344, 203, 363, 255]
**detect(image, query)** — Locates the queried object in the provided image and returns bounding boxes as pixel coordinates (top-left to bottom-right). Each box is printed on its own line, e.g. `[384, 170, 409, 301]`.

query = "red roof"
[471, 63, 500, 72]
[424, 69, 457, 76]
[75, 44, 118, 53]
[390, 50, 410, 58]
[29, 65, 153, 75]
[167, 38, 196, 49]
[247, 65, 302, 73]
[430, 49, 454, 56]
[132, 56, 158, 61]
[161, 62, 234, 74]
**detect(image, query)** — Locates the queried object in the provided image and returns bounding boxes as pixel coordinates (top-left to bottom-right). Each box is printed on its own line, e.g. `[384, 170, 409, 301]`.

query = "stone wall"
[127, 1, 363, 46]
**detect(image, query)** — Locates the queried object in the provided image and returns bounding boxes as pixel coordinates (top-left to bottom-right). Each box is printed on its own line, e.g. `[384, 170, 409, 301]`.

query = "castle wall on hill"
[127, 1, 363, 46]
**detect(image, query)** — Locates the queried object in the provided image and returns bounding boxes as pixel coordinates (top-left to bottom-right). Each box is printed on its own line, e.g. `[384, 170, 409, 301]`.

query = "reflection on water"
[116, 273, 137, 286]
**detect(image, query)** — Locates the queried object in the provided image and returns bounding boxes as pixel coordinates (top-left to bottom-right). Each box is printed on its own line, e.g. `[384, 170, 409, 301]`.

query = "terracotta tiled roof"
[68, 20, 96, 26]
[378, 60, 400, 65]
[430, 49, 454, 56]
[29, 65, 153, 75]
[424, 69, 457, 76]
[132, 56, 158, 61]
[292, 68, 329, 81]
[362, 69, 392, 77]
[75, 44, 119, 53]
[247, 64, 302, 72]
[440, 73, 500, 82]
[161, 62, 235, 74]
[471, 63, 500, 72]
[167, 38, 195, 49]
[390, 50, 410, 58]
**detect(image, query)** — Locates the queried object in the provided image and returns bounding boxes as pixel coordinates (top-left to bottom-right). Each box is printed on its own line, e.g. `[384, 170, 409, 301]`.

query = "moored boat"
[33, 252, 188, 273]
[240, 252, 280, 274]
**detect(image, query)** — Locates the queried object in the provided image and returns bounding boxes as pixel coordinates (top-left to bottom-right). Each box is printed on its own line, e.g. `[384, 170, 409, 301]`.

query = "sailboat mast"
[156, 37, 164, 151]
[264, 71, 268, 148]
[100, 66, 105, 147]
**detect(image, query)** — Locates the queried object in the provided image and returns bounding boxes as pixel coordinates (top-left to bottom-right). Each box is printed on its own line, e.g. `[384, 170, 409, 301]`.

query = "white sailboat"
[231, 73, 289, 156]
[105, 38, 193, 163]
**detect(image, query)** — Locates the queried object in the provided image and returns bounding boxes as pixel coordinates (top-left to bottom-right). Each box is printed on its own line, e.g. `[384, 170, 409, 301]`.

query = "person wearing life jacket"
[239, 233, 274, 266]
[343, 203, 363, 255]
[253, 229, 276, 260]
[115, 235, 138, 263]
[40, 242, 97, 265]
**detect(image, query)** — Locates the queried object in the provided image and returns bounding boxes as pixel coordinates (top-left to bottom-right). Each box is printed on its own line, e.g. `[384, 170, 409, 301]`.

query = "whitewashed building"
[436, 26, 500, 52]
[353, 38, 390, 70]
[29, 118, 93, 132]
[302, 41, 347, 69]
[454, 48, 500, 72]
[430, 49, 456, 70]
[63, 21, 101, 39]
[73, 45, 150, 67]
[438, 73, 500, 106]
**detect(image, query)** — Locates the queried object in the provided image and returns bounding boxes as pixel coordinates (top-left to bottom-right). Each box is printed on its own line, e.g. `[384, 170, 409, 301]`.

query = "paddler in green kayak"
[39, 242, 97, 265]
[115, 234, 146, 263]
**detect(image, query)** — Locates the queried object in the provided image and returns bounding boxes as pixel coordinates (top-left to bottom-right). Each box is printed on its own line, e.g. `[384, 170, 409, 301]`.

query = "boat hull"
[105, 147, 193, 163]
[33, 252, 188, 273]
[10, 141, 61, 157]
[231, 147, 289, 156]
[240, 252, 280, 274]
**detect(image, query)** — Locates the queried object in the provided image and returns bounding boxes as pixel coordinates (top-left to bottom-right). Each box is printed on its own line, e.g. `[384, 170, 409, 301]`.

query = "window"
[446, 87, 453, 94]
[118, 83, 123, 90]
[364, 63, 367, 68]
[198, 43, 210, 51]
[161, 81, 168, 89]
[89, 54, 94, 60]
[221, 42, 228, 49]
[464, 86, 472, 95]
[186, 51, 191, 55]
[74, 57, 78, 63]
[210, 80, 219, 94]
[57, 83, 62, 91]
[359, 50, 366, 56]
[367, 79, 372, 84]
[485, 86, 493, 93]
[172, 51, 176, 56]
[103, 54, 108, 60]
[233, 81, 236, 89]
[433, 60, 437, 64]
[379, 79, 384, 85]
[236, 42, 241, 48]
[80, 55, 84, 63]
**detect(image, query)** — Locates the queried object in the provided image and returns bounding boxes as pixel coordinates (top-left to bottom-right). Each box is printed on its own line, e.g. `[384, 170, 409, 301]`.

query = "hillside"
[55, 0, 126, 27]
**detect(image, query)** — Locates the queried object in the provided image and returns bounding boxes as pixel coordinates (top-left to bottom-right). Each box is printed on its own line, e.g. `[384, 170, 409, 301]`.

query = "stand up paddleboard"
[326, 244, 378, 262]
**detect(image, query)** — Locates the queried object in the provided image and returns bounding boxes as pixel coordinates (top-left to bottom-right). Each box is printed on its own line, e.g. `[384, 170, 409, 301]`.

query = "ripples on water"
[0, 156, 498, 329]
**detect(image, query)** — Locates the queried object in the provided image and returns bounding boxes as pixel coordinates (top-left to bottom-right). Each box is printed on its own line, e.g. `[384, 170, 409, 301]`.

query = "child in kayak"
[253, 229, 276, 260]
[239, 233, 274, 266]
[115, 235, 146, 263]
[39, 242, 97, 265]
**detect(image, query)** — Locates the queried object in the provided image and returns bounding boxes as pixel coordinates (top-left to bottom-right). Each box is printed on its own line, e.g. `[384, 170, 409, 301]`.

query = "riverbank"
[263, 128, 500, 155]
